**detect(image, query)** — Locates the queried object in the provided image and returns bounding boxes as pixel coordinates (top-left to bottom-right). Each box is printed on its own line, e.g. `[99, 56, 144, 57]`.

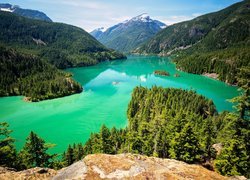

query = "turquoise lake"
[0, 56, 239, 154]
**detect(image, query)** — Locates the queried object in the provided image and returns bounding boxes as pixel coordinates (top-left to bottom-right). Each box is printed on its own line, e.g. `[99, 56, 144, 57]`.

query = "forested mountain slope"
[135, 0, 250, 84]
[0, 11, 125, 101]
[0, 46, 82, 101]
[0, 11, 125, 69]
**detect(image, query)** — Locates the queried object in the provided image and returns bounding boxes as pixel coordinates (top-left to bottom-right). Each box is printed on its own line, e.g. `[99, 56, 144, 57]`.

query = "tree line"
[175, 47, 250, 84]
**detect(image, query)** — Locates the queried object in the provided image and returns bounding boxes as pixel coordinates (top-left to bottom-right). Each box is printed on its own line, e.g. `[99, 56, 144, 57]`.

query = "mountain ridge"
[0, 3, 52, 22]
[90, 14, 166, 52]
[0, 11, 125, 69]
[135, 0, 250, 84]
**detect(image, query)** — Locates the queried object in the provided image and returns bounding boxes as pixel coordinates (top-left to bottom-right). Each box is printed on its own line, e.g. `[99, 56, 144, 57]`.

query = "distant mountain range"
[90, 27, 106, 39]
[90, 13, 166, 52]
[135, 0, 250, 84]
[0, 3, 52, 22]
[135, 1, 250, 55]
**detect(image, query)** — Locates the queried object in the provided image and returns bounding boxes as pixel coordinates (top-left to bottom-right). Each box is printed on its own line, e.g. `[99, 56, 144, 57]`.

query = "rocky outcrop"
[203, 73, 219, 80]
[1, 154, 247, 179]
[0, 167, 56, 180]
[55, 154, 230, 180]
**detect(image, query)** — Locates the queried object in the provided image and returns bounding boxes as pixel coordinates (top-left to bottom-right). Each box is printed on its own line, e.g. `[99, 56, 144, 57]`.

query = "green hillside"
[0, 11, 125, 69]
[0, 46, 82, 101]
[0, 11, 126, 101]
[135, 0, 250, 84]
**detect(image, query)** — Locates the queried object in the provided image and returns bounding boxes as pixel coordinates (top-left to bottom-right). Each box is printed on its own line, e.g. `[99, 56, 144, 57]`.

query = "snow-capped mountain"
[0, 3, 52, 22]
[90, 13, 166, 52]
[131, 13, 153, 22]
[90, 27, 106, 39]
[0, 3, 15, 12]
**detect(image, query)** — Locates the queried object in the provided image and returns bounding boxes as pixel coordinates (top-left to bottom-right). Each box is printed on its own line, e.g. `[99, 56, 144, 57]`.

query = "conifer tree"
[0, 122, 17, 168]
[100, 125, 112, 154]
[64, 145, 74, 166]
[73, 143, 84, 161]
[214, 139, 249, 177]
[169, 123, 202, 163]
[18, 131, 55, 168]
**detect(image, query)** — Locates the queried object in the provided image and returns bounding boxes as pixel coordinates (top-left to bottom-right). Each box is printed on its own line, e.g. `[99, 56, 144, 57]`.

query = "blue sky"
[3, 0, 242, 32]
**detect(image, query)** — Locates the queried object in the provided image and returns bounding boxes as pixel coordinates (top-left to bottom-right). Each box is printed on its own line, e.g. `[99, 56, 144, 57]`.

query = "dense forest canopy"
[0, 11, 126, 69]
[0, 46, 82, 101]
[80, 84, 250, 177]
[135, 0, 250, 84]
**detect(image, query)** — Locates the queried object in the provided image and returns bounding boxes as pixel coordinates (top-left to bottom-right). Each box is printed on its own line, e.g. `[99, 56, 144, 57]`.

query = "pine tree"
[214, 139, 250, 177]
[73, 143, 84, 161]
[169, 123, 202, 163]
[201, 118, 216, 160]
[64, 145, 74, 166]
[110, 127, 120, 154]
[18, 131, 55, 168]
[100, 125, 112, 154]
[236, 67, 250, 120]
[0, 122, 17, 168]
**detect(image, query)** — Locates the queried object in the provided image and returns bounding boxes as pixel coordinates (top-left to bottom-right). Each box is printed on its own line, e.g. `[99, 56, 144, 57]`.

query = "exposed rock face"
[1, 154, 247, 179]
[55, 154, 229, 180]
[0, 167, 56, 180]
[203, 73, 219, 80]
[53, 160, 87, 180]
[213, 143, 224, 155]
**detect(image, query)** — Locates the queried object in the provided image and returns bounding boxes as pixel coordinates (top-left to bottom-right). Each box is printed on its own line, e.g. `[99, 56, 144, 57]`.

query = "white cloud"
[60, 1, 108, 10]
[192, 13, 202, 17]
[109, 16, 131, 23]
[37, 0, 134, 32]
[9, 0, 204, 32]
[155, 13, 201, 26]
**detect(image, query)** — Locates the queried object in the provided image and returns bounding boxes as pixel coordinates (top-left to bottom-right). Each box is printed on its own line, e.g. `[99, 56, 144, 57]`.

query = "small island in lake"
[174, 73, 180, 77]
[112, 81, 120, 85]
[154, 70, 170, 76]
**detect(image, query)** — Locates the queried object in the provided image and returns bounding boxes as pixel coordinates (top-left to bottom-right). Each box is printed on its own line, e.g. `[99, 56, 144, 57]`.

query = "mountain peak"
[96, 27, 106, 32]
[131, 13, 152, 22]
[137, 13, 150, 19]
[90, 13, 166, 52]
[0, 3, 16, 12]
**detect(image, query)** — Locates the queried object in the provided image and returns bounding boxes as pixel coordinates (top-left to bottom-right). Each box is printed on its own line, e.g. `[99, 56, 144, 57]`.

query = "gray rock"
[53, 160, 87, 180]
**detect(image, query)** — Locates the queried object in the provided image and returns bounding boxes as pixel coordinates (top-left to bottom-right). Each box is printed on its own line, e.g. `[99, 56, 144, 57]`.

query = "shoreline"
[202, 73, 219, 80]
[23, 97, 32, 102]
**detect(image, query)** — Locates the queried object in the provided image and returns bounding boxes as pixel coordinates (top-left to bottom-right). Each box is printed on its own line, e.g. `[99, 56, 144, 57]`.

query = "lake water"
[0, 56, 239, 154]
